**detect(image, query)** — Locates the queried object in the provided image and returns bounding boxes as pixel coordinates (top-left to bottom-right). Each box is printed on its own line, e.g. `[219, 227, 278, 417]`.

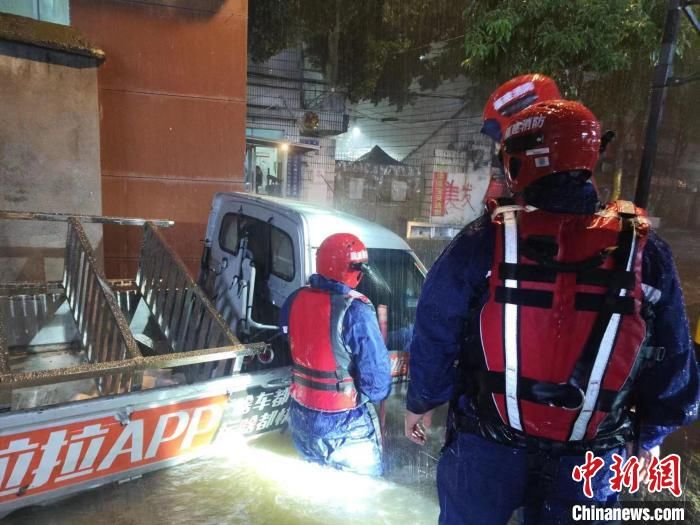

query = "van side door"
[203, 197, 304, 355]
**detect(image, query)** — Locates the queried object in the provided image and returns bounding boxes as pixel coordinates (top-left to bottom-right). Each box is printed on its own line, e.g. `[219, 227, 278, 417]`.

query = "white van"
[199, 192, 427, 435]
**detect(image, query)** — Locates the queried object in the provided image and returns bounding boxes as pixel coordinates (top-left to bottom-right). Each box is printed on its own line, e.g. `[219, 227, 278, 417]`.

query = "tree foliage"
[461, 0, 698, 200]
[249, 0, 698, 198]
[248, 1, 695, 108]
[248, 0, 466, 108]
[462, 0, 667, 94]
[459, 0, 694, 136]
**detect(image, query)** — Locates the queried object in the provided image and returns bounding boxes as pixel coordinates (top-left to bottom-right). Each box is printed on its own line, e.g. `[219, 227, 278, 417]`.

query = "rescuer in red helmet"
[280, 233, 391, 476]
[406, 99, 698, 523]
[481, 73, 562, 143]
[481, 74, 563, 203]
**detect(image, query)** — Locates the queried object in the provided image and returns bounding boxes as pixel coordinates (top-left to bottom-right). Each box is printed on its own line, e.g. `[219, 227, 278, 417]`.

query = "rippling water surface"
[5, 389, 444, 525]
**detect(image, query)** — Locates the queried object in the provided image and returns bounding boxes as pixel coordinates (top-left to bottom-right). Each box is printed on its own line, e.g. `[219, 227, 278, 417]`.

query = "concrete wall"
[0, 46, 101, 281]
[71, 0, 249, 278]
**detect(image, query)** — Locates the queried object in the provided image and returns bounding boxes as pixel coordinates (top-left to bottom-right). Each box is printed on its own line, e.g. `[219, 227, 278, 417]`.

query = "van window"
[219, 213, 295, 281]
[219, 213, 239, 254]
[271, 227, 294, 281]
[356, 249, 425, 352]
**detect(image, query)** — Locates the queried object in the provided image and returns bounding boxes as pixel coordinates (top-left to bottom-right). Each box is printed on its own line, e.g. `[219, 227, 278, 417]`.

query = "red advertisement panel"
[0, 395, 228, 503]
[431, 171, 447, 216]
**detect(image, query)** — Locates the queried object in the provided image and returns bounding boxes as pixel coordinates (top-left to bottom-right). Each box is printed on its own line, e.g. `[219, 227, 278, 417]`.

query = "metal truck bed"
[0, 211, 272, 517]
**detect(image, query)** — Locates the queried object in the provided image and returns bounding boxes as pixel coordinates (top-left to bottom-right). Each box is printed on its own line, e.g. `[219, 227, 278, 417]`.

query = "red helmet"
[316, 233, 368, 288]
[482, 74, 562, 142]
[500, 100, 601, 193]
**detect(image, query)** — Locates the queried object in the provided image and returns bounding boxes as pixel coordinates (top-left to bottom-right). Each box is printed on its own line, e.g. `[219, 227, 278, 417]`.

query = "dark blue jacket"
[406, 182, 699, 451]
[280, 273, 392, 409]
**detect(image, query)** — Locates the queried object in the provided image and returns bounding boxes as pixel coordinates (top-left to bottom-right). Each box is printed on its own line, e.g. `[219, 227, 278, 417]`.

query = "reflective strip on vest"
[569, 226, 638, 440]
[480, 203, 648, 442]
[503, 210, 522, 431]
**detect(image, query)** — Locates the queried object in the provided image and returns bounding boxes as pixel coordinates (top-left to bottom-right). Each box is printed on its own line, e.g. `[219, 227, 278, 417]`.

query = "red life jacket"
[479, 201, 649, 442]
[288, 287, 370, 412]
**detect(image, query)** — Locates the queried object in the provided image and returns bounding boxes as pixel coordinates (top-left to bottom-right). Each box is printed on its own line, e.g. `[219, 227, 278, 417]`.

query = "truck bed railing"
[0, 210, 265, 403]
[64, 217, 141, 394]
[0, 343, 263, 391]
[137, 223, 244, 378]
[0, 209, 174, 227]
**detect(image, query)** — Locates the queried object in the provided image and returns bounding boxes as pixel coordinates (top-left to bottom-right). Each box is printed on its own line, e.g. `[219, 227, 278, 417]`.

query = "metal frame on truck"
[0, 210, 268, 517]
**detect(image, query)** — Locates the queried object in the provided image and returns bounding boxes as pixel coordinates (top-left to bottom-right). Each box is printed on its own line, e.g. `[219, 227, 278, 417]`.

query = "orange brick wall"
[71, 0, 248, 277]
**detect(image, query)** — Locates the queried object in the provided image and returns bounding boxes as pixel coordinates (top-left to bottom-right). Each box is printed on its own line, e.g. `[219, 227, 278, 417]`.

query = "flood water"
[4, 386, 445, 525]
[5, 229, 699, 525]
[8, 388, 697, 524]
[5, 376, 700, 524]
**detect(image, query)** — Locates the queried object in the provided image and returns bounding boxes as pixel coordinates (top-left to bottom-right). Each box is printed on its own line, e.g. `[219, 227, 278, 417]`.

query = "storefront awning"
[245, 136, 320, 152]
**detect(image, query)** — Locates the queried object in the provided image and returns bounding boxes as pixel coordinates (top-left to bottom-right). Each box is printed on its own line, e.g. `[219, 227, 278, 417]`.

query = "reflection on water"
[4, 387, 442, 525]
[659, 428, 700, 521]
[4, 385, 700, 524]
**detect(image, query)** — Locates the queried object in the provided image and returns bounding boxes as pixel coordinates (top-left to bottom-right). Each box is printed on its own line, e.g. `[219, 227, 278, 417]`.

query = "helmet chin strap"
[600, 130, 616, 153]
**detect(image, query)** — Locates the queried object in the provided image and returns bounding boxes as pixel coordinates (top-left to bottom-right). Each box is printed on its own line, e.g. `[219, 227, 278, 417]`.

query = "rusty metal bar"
[93, 303, 105, 363]
[175, 288, 195, 353]
[183, 300, 206, 352]
[0, 305, 10, 376]
[0, 209, 174, 228]
[78, 270, 94, 347]
[154, 260, 172, 329]
[0, 343, 265, 390]
[86, 276, 101, 362]
[75, 251, 88, 326]
[0, 282, 65, 297]
[161, 267, 180, 340]
[108, 279, 139, 293]
[172, 287, 192, 353]
[64, 226, 77, 310]
[196, 315, 213, 352]
[145, 228, 161, 304]
[160, 272, 178, 340]
[96, 303, 110, 367]
[0, 300, 11, 409]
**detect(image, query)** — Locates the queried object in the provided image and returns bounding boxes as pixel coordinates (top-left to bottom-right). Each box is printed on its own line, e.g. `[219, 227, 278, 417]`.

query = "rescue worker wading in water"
[405, 95, 700, 524]
[281, 233, 392, 476]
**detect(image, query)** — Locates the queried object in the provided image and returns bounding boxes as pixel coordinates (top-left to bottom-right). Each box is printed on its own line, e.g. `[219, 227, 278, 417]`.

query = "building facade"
[0, 0, 251, 279]
[246, 47, 348, 206]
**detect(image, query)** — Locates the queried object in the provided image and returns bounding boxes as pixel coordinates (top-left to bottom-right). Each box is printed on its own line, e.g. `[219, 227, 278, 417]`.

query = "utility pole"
[635, 0, 700, 208]
[634, 0, 682, 208]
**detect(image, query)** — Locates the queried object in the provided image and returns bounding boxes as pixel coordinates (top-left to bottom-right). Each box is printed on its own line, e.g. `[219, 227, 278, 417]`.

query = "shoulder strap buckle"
[491, 204, 537, 222]
[615, 200, 638, 218]
[643, 345, 666, 363]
